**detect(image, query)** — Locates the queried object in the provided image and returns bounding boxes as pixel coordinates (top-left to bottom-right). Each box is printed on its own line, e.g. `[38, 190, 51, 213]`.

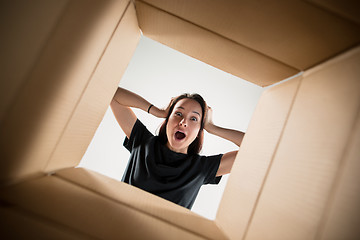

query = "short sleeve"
[123, 119, 153, 152]
[202, 154, 223, 185]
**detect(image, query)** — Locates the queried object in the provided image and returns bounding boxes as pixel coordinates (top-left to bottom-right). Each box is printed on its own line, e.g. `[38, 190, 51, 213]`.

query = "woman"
[110, 87, 244, 209]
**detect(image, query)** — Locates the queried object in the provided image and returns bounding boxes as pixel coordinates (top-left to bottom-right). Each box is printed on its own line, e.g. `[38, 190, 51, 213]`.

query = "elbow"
[233, 139, 241, 147]
[235, 133, 245, 147]
[112, 87, 123, 101]
[110, 98, 119, 109]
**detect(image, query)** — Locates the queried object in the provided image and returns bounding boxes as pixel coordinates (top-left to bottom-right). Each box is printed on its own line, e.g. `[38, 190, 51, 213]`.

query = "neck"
[166, 142, 187, 154]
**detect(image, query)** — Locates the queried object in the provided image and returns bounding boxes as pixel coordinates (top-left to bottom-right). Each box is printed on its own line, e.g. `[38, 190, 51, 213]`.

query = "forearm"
[206, 124, 244, 147]
[112, 87, 164, 117]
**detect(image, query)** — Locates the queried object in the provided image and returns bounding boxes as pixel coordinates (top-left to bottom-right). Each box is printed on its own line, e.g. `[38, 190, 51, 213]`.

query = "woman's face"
[166, 98, 202, 154]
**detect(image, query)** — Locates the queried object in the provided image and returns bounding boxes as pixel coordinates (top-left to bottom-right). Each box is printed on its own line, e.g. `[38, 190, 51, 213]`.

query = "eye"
[175, 112, 182, 117]
[191, 117, 198, 122]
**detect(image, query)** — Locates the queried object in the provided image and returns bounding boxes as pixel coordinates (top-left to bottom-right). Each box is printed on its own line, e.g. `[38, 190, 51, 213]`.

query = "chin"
[167, 140, 187, 153]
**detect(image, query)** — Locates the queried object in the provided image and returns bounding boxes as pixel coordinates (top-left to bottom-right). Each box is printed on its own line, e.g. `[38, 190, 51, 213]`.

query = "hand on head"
[161, 97, 176, 118]
[204, 105, 214, 131]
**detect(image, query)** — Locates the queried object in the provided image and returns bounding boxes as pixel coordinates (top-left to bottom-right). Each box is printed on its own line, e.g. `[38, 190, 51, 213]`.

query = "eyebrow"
[176, 106, 201, 116]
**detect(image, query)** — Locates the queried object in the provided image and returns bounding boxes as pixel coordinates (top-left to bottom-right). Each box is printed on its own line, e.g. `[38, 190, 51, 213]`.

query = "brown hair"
[158, 93, 206, 155]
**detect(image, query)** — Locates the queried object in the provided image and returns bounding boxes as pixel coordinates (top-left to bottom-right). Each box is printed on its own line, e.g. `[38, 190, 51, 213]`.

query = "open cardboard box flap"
[1, 167, 227, 239]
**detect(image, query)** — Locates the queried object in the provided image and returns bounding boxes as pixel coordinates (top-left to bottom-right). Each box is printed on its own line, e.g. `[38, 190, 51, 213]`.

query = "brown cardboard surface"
[245, 47, 360, 240]
[136, 1, 299, 87]
[0, 0, 68, 121]
[0, 0, 130, 184]
[1, 1, 359, 239]
[0, 207, 87, 239]
[137, 0, 360, 71]
[44, 3, 141, 172]
[56, 167, 228, 240]
[306, 0, 360, 25]
[318, 107, 360, 240]
[216, 76, 302, 240]
[0, 174, 224, 239]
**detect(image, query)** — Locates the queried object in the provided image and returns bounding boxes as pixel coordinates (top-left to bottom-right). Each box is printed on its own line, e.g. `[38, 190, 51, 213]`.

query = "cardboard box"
[1, 0, 359, 239]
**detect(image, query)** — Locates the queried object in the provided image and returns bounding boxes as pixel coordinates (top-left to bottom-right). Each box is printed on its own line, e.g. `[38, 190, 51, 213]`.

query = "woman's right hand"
[151, 97, 175, 119]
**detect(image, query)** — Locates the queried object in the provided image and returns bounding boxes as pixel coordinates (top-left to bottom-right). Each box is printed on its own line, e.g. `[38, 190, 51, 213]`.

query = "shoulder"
[197, 153, 223, 170]
[199, 154, 223, 184]
[124, 119, 154, 151]
[132, 119, 153, 138]
[200, 153, 223, 162]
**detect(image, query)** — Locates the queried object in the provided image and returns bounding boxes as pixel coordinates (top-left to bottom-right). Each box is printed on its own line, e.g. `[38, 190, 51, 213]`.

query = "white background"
[78, 36, 264, 219]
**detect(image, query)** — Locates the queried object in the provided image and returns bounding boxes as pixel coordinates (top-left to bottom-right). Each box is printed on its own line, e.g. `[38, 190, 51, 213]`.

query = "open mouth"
[175, 131, 186, 140]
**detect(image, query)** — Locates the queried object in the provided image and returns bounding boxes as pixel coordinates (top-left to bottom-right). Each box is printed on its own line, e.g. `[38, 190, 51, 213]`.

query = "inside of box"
[1, 0, 359, 239]
[78, 35, 265, 219]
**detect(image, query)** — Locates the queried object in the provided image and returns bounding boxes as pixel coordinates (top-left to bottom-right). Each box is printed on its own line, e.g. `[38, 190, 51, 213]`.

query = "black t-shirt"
[122, 119, 223, 209]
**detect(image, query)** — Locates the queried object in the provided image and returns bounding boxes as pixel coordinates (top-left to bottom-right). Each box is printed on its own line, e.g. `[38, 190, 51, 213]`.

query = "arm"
[204, 107, 245, 176]
[204, 107, 245, 147]
[110, 87, 168, 138]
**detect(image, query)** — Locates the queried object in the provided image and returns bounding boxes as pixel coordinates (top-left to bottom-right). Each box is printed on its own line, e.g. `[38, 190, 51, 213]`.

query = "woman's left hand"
[204, 106, 214, 131]
[204, 105, 245, 147]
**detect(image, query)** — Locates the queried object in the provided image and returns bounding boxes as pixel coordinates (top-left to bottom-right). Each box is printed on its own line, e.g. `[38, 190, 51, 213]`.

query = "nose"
[179, 118, 187, 127]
